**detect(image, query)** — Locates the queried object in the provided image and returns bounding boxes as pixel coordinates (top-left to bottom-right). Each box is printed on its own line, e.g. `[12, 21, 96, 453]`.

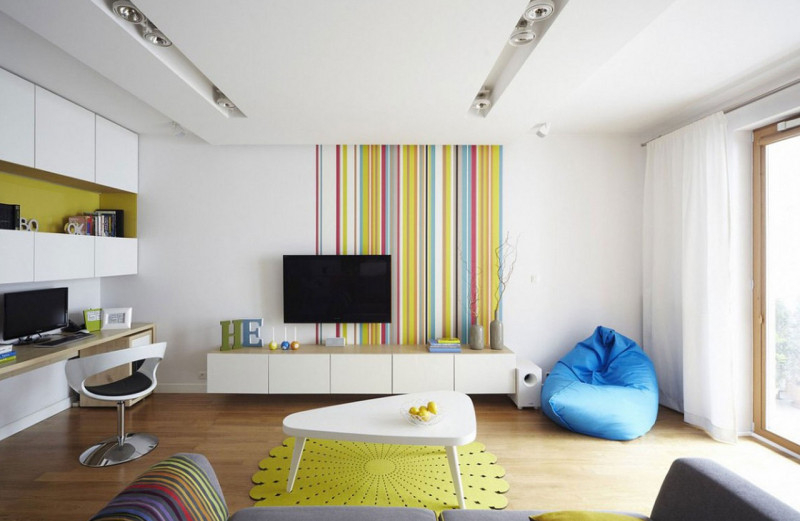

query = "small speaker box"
[509, 359, 543, 409]
[325, 337, 346, 347]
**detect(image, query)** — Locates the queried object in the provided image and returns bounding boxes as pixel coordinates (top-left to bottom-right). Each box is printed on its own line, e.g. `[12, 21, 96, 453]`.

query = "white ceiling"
[1, 0, 799, 145]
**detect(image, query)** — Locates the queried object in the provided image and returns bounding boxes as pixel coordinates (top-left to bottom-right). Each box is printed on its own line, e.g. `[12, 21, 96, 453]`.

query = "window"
[753, 114, 800, 453]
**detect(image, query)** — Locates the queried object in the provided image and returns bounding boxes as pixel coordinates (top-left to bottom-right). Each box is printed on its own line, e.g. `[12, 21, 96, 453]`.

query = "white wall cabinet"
[34, 87, 95, 182]
[0, 230, 34, 283]
[34, 233, 94, 281]
[96, 116, 138, 192]
[95, 237, 137, 277]
[0, 71, 139, 285]
[0, 68, 34, 167]
[1, 234, 138, 283]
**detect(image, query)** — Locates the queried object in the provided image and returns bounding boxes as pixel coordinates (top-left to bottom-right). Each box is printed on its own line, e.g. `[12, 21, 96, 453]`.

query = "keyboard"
[36, 332, 92, 347]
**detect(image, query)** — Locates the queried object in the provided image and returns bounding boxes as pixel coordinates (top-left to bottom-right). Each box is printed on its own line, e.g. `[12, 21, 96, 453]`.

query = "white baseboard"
[155, 383, 207, 393]
[0, 398, 71, 442]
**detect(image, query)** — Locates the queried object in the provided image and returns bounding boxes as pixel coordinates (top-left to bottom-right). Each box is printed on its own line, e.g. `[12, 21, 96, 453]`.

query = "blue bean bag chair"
[541, 326, 659, 440]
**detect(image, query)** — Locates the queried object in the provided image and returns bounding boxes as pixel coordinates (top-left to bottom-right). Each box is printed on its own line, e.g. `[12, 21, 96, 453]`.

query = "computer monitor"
[2, 287, 69, 341]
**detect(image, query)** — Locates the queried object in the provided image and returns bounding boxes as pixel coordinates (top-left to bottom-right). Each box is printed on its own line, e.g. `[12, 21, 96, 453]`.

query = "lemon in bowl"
[403, 400, 442, 426]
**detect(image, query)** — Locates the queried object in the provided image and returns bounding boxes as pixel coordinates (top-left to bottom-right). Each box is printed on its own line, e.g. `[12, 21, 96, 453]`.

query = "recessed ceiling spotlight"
[143, 26, 172, 47]
[523, 0, 555, 22]
[509, 19, 536, 46]
[111, 0, 146, 24]
[472, 89, 492, 111]
[214, 88, 236, 110]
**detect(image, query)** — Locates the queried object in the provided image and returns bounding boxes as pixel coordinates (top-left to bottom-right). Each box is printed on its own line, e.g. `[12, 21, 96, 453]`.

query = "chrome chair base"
[79, 433, 159, 467]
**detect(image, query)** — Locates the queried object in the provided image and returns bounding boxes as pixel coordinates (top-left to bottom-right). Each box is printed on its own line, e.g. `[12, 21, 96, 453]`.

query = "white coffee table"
[282, 390, 477, 509]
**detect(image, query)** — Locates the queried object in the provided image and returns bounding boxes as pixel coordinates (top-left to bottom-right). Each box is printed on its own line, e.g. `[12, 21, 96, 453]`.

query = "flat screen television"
[283, 255, 391, 324]
[2, 287, 69, 341]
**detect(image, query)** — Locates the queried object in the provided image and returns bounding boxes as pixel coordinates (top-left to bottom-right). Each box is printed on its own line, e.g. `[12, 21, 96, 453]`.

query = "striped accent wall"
[315, 145, 503, 346]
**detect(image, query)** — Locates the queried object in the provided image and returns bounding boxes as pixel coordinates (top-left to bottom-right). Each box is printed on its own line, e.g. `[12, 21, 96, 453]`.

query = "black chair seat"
[86, 372, 153, 397]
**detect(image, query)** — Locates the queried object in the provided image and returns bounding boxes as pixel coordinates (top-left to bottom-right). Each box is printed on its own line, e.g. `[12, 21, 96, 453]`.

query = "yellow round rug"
[250, 437, 508, 513]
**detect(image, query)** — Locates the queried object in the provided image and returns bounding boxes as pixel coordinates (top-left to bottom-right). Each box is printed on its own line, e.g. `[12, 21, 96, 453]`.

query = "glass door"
[753, 117, 800, 453]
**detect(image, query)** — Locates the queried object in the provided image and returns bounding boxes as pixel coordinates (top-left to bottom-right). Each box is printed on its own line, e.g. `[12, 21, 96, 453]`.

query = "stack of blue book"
[427, 338, 462, 353]
[0, 345, 17, 365]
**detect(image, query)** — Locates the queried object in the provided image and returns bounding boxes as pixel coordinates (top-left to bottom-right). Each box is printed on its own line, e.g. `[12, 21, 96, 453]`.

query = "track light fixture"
[214, 88, 236, 110]
[509, 18, 536, 46]
[469, 0, 561, 118]
[100, 0, 243, 117]
[143, 27, 172, 47]
[471, 89, 492, 111]
[523, 0, 555, 22]
[111, 0, 171, 47]
[111, 0, 146, 24]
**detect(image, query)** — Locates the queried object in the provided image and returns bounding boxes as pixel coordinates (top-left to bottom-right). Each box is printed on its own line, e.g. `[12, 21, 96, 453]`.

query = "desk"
[0, 323, 156, 407]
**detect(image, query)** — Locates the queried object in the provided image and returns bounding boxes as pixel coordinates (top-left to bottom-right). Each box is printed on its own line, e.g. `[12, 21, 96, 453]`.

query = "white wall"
[502, 133, 645, 372]
[101, 134, 646, 391]
[101, 137, 316, 391]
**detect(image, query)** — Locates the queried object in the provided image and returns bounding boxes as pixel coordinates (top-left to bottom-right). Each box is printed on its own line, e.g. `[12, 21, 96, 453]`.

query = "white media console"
[207, 344, 516, 395]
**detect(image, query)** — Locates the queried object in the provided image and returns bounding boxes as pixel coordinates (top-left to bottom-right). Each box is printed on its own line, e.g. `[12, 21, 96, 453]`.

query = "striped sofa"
[90, 453, 434, 521]
[90, 453, 229, 521]
[91, 454, 800, 521]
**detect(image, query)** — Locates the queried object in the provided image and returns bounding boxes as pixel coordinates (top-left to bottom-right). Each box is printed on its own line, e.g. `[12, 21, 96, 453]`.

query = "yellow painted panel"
[0, 171, 100, 233]
[0, 170, 137, 236]
[99, 192, 137, 238]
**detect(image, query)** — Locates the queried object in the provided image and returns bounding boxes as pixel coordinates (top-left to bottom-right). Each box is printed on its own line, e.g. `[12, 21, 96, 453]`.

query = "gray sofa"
[91, 453, 800, 521]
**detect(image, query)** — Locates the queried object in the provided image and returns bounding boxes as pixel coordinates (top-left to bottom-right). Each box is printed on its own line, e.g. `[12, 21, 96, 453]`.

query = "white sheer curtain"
[643, 112, 737, 443]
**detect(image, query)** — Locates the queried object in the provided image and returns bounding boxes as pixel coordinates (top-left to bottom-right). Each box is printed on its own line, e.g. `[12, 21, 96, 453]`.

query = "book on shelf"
[0, 202, 21, 230]
[428, 337, 461, 346]
[65, 210, 125, 237]
[427, 338, 462, 353]
[0, 351, 17, 364]
[93, 210, 115, 237]
[428, 345, 462, 353]
[0, 345, 14, 355]
[96, 209, 124, 238]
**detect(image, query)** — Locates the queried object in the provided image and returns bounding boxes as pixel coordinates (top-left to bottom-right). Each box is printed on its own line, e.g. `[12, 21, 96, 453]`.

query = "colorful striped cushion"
[91, 454, 228, 521]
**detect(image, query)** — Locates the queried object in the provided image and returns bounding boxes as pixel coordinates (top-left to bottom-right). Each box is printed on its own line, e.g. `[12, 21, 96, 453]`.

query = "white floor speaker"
[509, 359, 543, 409]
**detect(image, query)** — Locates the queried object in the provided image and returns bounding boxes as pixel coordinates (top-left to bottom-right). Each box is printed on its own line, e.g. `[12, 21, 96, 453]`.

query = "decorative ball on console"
[268, 327, 278, 350]
[280, 341, 290, 350]
[290, 341, 300, 350]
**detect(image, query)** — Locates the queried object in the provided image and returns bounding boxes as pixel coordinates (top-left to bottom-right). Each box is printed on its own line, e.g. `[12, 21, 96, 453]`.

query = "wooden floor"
[1, 394, 799, 521]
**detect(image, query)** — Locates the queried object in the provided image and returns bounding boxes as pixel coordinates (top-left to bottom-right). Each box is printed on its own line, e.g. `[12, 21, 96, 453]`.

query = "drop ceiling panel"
[2, 0, 800, 143]
[133, 0, 524, 144]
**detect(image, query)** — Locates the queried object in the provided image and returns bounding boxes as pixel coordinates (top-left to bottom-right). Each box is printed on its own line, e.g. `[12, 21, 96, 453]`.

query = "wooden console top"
[214, 344, 513, 355]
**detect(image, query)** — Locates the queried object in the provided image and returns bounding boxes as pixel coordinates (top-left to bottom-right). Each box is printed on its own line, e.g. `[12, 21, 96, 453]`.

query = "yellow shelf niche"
[0, 169, 137, 237]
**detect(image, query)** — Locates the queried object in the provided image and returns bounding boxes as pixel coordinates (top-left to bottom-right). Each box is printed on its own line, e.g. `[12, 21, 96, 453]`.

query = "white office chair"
[65, 342, 166, 467]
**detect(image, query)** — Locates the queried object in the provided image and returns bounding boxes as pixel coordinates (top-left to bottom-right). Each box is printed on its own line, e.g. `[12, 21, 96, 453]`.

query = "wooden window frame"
[752, 115, 800, 454]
